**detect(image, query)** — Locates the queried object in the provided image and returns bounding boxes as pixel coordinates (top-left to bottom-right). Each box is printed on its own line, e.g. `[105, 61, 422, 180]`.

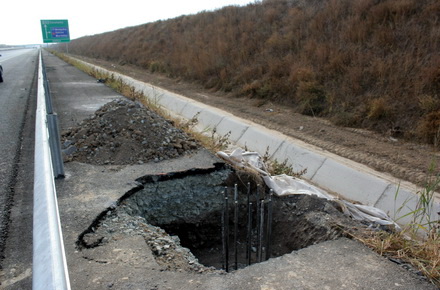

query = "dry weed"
[56, 0, 440, 144]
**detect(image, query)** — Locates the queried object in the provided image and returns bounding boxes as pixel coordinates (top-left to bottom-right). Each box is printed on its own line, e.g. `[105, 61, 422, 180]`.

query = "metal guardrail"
[33, 50, 71, 290]
[41, 54, 65, 178]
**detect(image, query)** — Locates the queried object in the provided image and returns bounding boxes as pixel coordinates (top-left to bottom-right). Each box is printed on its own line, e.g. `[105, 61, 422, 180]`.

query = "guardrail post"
[47, 113, 65, 178]
[41, 52, 65, 178]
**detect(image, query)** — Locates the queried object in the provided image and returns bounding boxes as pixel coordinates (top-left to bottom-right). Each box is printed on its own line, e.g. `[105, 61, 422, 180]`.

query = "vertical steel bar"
[246, 182, 251, 206]
[246, 182, 251, 263]
[224, 187, 229, 272]
[256, 184, 261, 262]
[265, 190, 274, 261]
[247, 201, 252, 266]
[233, 184, 238, 270]
[258, 200, 265, 262]
[221, 190, 226, 270]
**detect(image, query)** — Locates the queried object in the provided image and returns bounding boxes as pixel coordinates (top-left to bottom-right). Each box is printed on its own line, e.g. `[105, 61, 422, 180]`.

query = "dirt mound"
[61, 98, 200, 165]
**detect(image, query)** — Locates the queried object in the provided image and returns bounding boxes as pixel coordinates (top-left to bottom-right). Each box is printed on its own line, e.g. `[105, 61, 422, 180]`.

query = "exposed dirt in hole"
[159, 192, 364, 270]
[61, 98, 201, 165]
[72, 55, 440, 186]
[160, 195, 363, 269]
[77, 167, 367, 272]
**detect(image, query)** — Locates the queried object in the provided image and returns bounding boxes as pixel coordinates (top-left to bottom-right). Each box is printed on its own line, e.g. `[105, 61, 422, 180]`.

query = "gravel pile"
[61, 98, 200, 165]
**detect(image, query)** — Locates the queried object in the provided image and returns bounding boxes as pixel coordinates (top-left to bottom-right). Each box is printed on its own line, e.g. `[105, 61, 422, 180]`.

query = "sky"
[2, 0, 256, 45]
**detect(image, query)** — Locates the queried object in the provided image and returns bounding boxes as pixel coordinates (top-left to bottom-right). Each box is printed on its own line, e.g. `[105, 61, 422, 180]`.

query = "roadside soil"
[72, 55, 440, 187]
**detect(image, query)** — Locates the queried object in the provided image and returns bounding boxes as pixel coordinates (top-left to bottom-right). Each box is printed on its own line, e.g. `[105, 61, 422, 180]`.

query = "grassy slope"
[65, 0, 440, 145]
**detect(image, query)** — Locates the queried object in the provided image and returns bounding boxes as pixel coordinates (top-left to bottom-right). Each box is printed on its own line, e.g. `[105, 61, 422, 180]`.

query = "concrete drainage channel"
[76, 164, 361, 273]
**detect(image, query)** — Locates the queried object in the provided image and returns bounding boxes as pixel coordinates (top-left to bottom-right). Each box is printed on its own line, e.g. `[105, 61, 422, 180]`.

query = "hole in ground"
[121, 164, 361, 271]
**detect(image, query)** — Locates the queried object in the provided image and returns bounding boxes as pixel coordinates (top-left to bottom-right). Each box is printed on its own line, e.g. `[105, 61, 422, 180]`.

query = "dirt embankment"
[71, 55, 439, 188]
[65, 1, 440, 147]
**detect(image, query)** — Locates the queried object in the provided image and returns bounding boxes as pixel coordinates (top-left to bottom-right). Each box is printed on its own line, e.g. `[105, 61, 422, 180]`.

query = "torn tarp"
[218, 148, 398, 228]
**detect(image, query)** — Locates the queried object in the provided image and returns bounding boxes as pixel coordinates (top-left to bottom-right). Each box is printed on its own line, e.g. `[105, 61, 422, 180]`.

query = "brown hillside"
[65, 0, 440, 146]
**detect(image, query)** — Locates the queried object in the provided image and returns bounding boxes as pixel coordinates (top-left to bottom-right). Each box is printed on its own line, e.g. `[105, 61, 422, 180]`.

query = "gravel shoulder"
[72, 55, 439, 187]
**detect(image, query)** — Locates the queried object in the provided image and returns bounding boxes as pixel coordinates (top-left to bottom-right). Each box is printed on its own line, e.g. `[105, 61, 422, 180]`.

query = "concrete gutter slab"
[237, 125, 286, 157]
[155, 89, 190, 115]
[193, 109, 225, 133]
[375, 184, 425, 225]
[215, 116, 250, 143]
[311, 157, 390, 205]
[270, 140, 327, 180]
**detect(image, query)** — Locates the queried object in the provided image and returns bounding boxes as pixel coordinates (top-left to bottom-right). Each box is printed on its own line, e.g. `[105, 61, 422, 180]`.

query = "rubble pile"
[61, 98, 200, 165]
[80, 207, 217, 273]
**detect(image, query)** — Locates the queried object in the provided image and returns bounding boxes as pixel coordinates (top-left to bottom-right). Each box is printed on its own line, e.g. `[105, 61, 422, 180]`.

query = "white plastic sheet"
[218, 148, 398, 228]
[263, 174, 332, 200]
[217, 148, 269, 175]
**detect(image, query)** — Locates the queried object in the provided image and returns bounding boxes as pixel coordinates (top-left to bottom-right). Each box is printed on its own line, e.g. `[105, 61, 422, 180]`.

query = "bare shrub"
[296, 81, 327, 116]
[417, 111, 440, 147]
[367, 97, 391, 120]
[418, 95, 440, 113]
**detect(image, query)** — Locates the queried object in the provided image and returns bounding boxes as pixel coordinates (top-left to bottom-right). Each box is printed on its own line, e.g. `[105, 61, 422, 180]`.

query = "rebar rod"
[258, 200, 265, 262]
[234, 184, 238, 270]
[224, 187, 229, 272]
[246, 182, 251, 261]
[247, 201, 252, 266]
[221, 190, 226, 270]
[265, 190, 273, 261]
[256, 184, 261, 262]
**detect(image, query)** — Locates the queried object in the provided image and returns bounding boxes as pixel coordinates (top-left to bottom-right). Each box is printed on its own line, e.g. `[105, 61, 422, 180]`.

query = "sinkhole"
[114, 163, 359, 271]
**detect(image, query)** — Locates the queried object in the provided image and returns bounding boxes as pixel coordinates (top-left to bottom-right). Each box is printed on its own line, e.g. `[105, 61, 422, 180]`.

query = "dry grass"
[58, 0, 440, 145]
[353, 227, 439, 287]
[354, 164, 440, 287]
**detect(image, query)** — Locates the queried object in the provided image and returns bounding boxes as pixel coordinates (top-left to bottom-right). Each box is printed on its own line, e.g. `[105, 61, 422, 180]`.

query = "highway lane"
[0, 48, 38, 288]
[0, 49, 37, 63]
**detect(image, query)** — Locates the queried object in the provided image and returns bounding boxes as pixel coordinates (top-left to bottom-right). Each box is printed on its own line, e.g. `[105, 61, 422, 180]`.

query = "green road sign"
[41, 20, 70, 43]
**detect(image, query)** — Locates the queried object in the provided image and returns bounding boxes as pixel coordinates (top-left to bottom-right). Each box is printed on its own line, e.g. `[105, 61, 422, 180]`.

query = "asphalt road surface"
[0, 48, 39, 289]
